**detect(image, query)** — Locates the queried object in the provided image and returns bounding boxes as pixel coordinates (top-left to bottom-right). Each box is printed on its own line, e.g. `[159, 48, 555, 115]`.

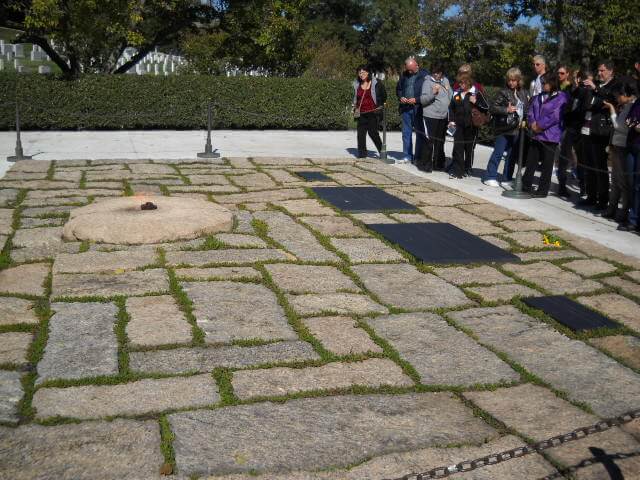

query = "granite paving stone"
[576, 293, 640, 332]
[21, 196, 88, 207]
[53, 249, 158, 274]
[0, 189, 18, 207]
[36, 302, 119, 384]
[265, 169, 303, 183]
[232, 172, 278, 189]
[589, 336, 640, 369]
[215, 233, 267, 248]
[350, 213, 397, 224]
[254, 211, 339, 262]
[465, 384, 640, 478]
[0, 332, 32, 366]
[458, 202, 529, 221]
[175, 266, 261, 281]
[0, 419, 163, 480]
[449, 306, 640, 416]
[187, 174, 231, 185]
[52, 268, 169, 298]
[627, 271, 640, 282]
[130, 340, 320, 374]
[201, 435, 556, 480]
[33, 374, 219, 420]
[273, 199, 336, 216]
[411, 191, 476, 206]
[0, 370, 23, 424]
[367, 313, 518, 386]
[126, 295, 192, 347]
[3, 160, 51, 172]
[232, 358, 413, 399]
[351, 263, 471, 310]
[390, 212, 433, 223]
[298, 216, 369, 237]
[213, 188, 308, 204]
[19, 217, 66, 228]
[502, 261, 601, 294]
[420, 206, 504, 235]
[499, 219, 555, 231]
[0, 208, 12, 235]
[243, 202, 268, 211]
[0, 180, 77, 189]
[168, 393, 497, 477]
[327, 172, 368, 184]
[265, 264, 359, 293]
[166, 248, 294, 266]
[11, 226, 63, 249]
[0, 263, 49, 296]
[553, 231, 640, 269]
[183, 281, 297, 343]
[21, 205, 75, 217]
[232, 210, 254, 234]
[331, 237, 406, 263]
[302, 316, 382, 355]
[26, 188, 121, 199]
[466, 283, 540, 302]
[287, 293, 388, 316]
[563, 258, 617, 276]
[129, 163, 177, 175]
[11, 241, 81, 263]
[432, 265, 514, 286]
[503, 231, 547, 249]
[602, 275, 640, 298]
[516, 249, 587, 262]
[0, 234, 6, 250]
[0, 297, 39, 326]
[170, 184, 241, 193]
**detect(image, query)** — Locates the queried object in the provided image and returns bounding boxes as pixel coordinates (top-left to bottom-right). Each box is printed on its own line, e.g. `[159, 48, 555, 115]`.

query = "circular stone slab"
[62, 196, 233, 245]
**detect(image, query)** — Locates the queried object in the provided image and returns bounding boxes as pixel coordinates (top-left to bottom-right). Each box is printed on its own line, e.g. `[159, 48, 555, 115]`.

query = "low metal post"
[502, 121, 531, 199]
[7, 100, 32, 162]
[197, 101, 220, 159]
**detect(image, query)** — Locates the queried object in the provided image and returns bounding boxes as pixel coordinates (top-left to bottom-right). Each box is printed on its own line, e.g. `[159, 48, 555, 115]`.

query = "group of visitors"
[351, 55, 640, 233]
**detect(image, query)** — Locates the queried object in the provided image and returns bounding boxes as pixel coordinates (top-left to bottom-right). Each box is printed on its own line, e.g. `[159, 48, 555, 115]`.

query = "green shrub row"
[0, 73, 499, 144]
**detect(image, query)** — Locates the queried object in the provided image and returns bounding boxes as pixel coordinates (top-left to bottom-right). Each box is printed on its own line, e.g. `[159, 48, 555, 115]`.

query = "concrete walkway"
[2, 129, 639, 259]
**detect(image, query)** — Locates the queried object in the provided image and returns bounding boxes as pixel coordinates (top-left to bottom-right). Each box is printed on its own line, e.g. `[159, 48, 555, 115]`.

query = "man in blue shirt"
[396, 57, 429, 164]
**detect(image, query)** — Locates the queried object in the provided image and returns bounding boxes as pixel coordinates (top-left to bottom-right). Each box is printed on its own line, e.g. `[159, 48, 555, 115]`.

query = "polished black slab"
[522, 295, 621, 331]
[312, 187, 417, 212]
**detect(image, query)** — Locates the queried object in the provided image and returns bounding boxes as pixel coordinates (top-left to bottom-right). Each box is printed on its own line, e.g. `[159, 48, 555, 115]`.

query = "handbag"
[492, 112, 519, 131]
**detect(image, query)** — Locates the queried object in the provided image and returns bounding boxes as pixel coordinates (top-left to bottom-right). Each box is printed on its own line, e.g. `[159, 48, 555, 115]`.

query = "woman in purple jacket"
[522, 73, 569, 197]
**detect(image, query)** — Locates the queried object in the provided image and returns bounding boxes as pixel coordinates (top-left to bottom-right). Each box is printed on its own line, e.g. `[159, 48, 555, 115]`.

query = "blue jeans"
[629, 145, 640, 227]
[401, 108, 415, 160]
[484, 134, 517, 181]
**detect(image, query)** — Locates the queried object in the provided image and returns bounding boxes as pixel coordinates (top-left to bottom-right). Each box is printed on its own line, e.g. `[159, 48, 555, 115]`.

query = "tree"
[302, 38, 365, 80]
[0, 0, 215, 77]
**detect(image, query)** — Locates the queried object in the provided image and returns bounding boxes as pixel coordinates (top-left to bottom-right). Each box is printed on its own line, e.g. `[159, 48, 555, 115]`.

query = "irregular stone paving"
[465, 384, 640, 478]
[1, 157, 640, 479]
[450, 306, 640, 417]
[168, 393, 497, 476]
[367, 313, 519, 386]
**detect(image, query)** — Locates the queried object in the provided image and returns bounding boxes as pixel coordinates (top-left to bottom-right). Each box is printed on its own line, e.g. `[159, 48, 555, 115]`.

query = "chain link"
[385, 408, 640, 480]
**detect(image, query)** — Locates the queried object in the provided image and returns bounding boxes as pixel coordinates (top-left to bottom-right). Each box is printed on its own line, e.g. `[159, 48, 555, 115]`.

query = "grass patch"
[79, 171, 87, 189]
[123, 180, 133, 197]
[114, 297, 131, 375]
[212, 368, 237, 405]
[78, 240, 90, 253]
[167, 268, 206, 346]
[159, 415, 176, 472]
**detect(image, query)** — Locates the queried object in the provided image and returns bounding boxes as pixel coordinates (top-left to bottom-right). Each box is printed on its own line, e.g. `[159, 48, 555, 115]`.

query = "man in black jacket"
[396, 57, 428, 164]
[580, 60, 620, 210]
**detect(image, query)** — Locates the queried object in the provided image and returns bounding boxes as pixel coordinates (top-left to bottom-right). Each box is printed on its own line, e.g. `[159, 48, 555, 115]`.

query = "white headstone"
[135, 63, 143, 75]
[170, 61, 175, 73]
[0, 40, 5, 55]
[13, 44, 24, 58]
[146, 64, 151, 73]
[38, 65, 51, 74]
[16, 65, 26, 73]
[14, 58, 20, 69]
[0, 59, 4, 71]
[154, 64, 159, 76]
[6, 51, 14, 61]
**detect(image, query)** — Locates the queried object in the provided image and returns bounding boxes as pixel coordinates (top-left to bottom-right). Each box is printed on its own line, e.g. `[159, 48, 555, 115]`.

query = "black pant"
[558, 128, 579, 189]
[522, 139, 556, 195]
[357, 112, 382, 156]
[418, 117, 447, 171]
[452, 126, 477, 177]
[584, 134, 610, 205]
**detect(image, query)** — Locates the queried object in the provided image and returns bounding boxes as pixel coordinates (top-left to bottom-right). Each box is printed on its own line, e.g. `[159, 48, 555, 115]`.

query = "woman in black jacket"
[352, 65, 387, 158]
[482, 67, 529, 187]
[448, 72, 490, 178]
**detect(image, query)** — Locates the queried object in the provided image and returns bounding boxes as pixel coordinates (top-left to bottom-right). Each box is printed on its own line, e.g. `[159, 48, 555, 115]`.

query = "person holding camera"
[579, 60, 620, 209]
[448, 72, 489, 178]
[482, 67, 529, 187]
[352, 65, 386, 159]
[522, 73, 569, 197]
[419, 63, 452, 172]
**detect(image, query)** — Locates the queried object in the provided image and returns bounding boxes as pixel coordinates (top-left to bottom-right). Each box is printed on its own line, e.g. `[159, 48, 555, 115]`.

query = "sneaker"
[483, 179, 500, 187]
[500, 180, 514, 188]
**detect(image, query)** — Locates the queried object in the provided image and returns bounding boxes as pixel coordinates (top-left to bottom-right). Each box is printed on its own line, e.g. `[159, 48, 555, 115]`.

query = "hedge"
[0, 73, 499, 144]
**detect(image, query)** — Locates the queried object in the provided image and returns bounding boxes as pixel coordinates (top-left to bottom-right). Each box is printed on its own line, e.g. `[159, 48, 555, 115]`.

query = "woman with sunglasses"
[352, 65, 386, 159]
[522, 73, 569, 197]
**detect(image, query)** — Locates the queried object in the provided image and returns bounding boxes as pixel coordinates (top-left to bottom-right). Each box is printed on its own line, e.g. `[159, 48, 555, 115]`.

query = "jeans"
[629, 144, 640, 227]
[401, 108, 415, 160]
[484, 134, 517, 181]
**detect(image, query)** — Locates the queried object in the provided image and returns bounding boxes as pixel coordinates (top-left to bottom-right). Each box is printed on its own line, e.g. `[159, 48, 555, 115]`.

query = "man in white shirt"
[530, 55, 547, 97]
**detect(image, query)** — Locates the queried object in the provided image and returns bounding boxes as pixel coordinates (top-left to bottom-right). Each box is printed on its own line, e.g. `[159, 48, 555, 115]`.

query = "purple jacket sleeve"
[527, 95, 539, 125]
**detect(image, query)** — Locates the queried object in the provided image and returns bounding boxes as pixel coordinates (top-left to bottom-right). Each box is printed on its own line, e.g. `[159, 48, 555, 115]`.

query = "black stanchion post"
[502, 121, 531, 199]
[381, 103, 393, 164]
[197, 101, 220, 159]
[7, 99, 32, 162]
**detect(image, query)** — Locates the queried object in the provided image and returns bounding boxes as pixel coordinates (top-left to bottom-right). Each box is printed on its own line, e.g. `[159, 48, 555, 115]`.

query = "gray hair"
[533, 55, 546, 65]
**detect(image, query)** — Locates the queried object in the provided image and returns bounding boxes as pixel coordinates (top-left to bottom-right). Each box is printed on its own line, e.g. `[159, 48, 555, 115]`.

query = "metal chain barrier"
[384, 408, 640, 480]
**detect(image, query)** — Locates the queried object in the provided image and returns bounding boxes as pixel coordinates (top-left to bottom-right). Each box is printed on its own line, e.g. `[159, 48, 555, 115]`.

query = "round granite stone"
[62, 196, 233, 244]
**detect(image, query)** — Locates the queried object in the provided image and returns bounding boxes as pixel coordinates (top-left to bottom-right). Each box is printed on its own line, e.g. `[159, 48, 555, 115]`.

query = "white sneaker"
[483, 179, 500, 187]
[500, 180, 514, 188]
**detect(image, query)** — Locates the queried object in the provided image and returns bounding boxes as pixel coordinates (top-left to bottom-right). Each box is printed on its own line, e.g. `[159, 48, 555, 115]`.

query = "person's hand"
[400, 97, 407, 104]
[432, 84, 440, 95]
[448, 121, 456, 128]
[407, 98, 416, 105]
[583, 79, 595, 89]
[507, 102, 517, 113]
[531, 122, 542, 133]
[603, 101, 615, 113]
[469, 94, 477, 104]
